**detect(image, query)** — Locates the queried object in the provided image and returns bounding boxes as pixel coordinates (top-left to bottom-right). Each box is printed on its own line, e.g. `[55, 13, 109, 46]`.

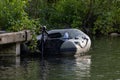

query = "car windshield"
[48, 32, 62, 38]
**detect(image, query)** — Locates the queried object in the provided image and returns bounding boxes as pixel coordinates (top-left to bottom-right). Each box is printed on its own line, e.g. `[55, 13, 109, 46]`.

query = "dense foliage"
[0, 0, 33, 31]
[0, 0, 120, 35]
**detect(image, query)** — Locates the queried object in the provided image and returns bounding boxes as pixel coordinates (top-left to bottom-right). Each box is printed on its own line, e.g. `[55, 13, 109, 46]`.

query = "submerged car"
[37, 29, 91, 56]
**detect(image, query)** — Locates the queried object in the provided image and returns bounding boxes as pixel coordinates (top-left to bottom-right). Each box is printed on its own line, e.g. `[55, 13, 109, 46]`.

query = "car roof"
[48, 29, 83, 34]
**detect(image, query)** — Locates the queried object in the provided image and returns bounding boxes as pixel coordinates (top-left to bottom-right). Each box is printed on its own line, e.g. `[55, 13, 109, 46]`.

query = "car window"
[68, 29, 83, 38]
[48, 32, 62, 38]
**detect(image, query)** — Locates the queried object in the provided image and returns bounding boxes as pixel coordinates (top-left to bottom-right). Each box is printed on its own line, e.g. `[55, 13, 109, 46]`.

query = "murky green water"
[0, 36, 120, 80]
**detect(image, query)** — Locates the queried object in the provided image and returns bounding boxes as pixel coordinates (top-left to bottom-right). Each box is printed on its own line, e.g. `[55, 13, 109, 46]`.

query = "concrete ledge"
[0, 30, 32, 45]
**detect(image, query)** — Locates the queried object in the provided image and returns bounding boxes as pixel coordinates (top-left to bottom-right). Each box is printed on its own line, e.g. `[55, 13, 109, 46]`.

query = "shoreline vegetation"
[0, 0, 120, 35]
[0, 0, 120, 51]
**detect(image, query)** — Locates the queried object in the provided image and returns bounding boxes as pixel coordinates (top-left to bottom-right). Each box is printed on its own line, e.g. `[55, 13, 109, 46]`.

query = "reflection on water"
[0, 56, 20, 67]
[0, 56, 40, 80]
[0, 56, 20, 80]
[41, 56, 91, 80]
[75, 56, 91, 79]
[0, 36, 120, 80]
[0, 55, 91, 80]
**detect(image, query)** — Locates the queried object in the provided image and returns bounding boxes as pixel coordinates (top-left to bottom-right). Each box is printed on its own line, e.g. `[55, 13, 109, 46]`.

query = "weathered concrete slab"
[0, 30, 32, 45]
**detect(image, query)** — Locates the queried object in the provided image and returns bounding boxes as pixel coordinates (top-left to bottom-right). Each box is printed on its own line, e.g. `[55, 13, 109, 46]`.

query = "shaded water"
[0, 36, 120, 80]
